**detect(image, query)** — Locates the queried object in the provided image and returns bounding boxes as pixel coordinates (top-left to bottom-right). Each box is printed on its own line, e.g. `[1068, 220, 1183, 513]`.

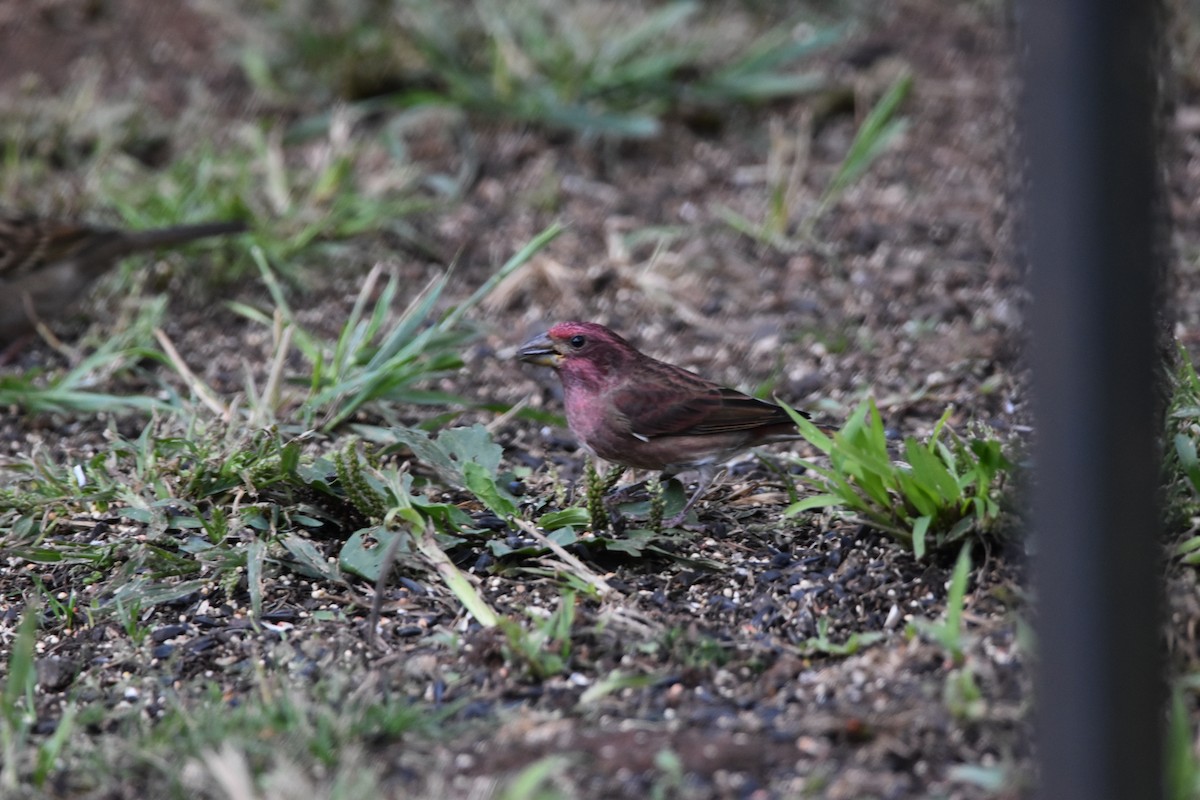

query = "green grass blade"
[912, 515, 932, 560]
[2, 602, 38, 723]
[784, 493, 843, 516]
[818, 72, 913, 213]
[781, 399, 832, 453]
[945, 542, 972, 638]
[368, 272, 451, 370]
[441, 221, 565, 331]
[415, 523, 498, 627]
[598, 2, 698, 67]
[721, 24, 844, 77]
[904, 439, 961, 504]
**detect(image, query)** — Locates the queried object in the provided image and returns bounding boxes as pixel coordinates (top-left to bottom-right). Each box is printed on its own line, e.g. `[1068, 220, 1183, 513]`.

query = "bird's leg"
[0, 294, 46, 365]
[33, 318, 69, 360]
[601, 471, 641, 532]
[0, 333, 32, 366]
[606, 477, 650, 503]
[664, 465, 721, 528]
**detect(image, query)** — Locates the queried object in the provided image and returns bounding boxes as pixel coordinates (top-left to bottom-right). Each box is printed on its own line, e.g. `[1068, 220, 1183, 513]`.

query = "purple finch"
[517, 321, 808, 524]
[0, 213, 246, 347]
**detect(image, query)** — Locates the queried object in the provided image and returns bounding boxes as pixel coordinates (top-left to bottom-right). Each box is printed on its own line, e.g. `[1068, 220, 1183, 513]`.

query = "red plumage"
[518, 321, 807, 523]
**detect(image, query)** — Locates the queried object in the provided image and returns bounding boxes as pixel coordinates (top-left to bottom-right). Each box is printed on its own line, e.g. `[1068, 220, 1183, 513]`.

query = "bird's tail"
[121, 220, 248, 251]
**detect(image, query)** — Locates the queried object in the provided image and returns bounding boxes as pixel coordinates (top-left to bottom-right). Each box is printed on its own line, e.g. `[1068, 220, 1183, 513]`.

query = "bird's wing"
[609, 362, 803, 438]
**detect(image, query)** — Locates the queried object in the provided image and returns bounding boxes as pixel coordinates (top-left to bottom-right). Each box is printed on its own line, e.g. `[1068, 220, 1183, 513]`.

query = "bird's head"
[517, 321, 637, 384]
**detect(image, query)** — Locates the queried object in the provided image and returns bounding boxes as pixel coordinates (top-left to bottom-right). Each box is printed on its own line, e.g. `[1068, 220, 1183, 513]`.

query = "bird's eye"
[568, 335, 586, 348]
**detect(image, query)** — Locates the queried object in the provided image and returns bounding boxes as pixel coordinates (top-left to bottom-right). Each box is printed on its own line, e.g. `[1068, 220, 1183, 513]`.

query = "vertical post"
[1021, 1, 1165, 799]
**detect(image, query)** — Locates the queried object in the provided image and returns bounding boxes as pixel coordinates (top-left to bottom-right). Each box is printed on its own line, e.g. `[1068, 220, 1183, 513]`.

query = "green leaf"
[463, 461, 519, 517]
[11, 548, 65, 563]
[721, 23, 843, 77]
[1176, 434, 1200, 494]
[415, 524, 498, 627]
[579, 670, 658, 705]
[905, 439, 961, 504]
[548, 527, 578, 546]
[340, 528, 410, 582]
[1167, 686, 1199, 800]
[246, 536, 266, 620]
[703, 71, 824, 101]
[781, 400, 832, 453]
[1176, 535, 1200, 558]
[946, 516, 976, 543]
[833, 433, 897, 484]
[436, 424, 505, 473]
[384, 424, 503, 489]
[109, 579, 209, 609]
[538, 508, 591, 529]
[945, 542, 972, 638]
[822, 72, 913, 204]
[912, 515, 932, 560]
[600, 528, 657, 556]
[3, 602, 38, 724]
[896, 471, 939, 518]
[281, 532, 341, 582]
[598, 2, 697, 67]
[784, 493, 844, 516]
[848, 462, 895, 510]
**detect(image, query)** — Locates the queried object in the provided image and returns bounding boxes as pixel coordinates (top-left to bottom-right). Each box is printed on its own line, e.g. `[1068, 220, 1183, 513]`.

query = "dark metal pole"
[1021, 1, 1166, 799]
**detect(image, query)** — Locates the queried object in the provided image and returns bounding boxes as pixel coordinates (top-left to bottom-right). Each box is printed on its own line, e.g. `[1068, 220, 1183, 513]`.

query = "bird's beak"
[516, 332, 562, 367]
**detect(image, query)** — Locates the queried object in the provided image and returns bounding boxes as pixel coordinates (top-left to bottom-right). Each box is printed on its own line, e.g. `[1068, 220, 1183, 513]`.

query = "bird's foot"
[601, 498, 627, 534]
[605, 480, 651, 503]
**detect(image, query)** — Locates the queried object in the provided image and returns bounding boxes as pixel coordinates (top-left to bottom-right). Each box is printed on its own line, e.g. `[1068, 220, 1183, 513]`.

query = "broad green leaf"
[463, 461, 519, 517]
[340, 528, 410, 582]
[904, 440, 960, 503]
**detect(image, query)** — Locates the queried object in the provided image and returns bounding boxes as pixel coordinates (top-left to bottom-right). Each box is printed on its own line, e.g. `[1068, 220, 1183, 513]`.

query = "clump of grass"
[246, 0, 843, 140]
[0, 71, 164, 189]
[98, 120, 436, 285]
[718, 71, 913, 251]
[794, 618, 884, 657]
[231, 222, 562, 430]
[1, 419, 501, 627]
[0, 603, 77, 792]
[500, 589, 578, 680]
[0, 223, 567, 635]
[1166, 679, 1200, 800]
[810, 71, 912, 226]
[0, 300, 170, 415]
[785, 399, 1013, 558]
[1164, 344, 1200, 562]
[6, 97, 433, 289]
[123, 677, 448, 798]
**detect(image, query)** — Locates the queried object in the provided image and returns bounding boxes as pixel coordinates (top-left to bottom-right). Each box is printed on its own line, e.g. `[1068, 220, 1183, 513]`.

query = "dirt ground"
[2, 1, 1198, 798]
